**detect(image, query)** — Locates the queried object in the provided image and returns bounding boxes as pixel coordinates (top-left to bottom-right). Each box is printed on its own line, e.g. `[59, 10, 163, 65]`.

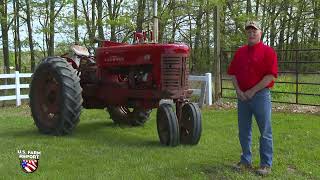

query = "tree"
[96, 0, 104, 40]
[81, 0, 96, 43]
[24, 0, 36, 71]
[310, 0, 319, 42]
[13, 0, 22, 71]
[193, 0, 204, 73]
[0, 0, 11, 73]
[48, 0, 64, 56]
[136, 0, 146, 32]
[106, 0, 124, 41]
[74, 0, 79, 43]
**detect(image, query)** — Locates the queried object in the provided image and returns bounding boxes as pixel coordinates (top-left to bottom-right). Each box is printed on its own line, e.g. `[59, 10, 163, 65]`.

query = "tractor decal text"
[106, 56, 125, 63]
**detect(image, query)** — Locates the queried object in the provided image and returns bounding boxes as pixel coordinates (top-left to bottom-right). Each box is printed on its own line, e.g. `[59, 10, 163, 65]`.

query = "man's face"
[246, 27, 262, 46]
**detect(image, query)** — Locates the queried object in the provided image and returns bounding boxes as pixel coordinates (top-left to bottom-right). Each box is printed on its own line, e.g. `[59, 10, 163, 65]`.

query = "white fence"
[189, 73, 212, 106]
[0, 72, 212, 107]
[0, 71, 32, 106]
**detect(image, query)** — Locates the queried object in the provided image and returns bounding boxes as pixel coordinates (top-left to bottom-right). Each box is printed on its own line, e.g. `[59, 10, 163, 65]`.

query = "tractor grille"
[161, 55, 189, 91]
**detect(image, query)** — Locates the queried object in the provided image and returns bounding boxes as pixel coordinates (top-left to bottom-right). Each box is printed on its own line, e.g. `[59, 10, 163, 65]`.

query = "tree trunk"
[48, 0, 55, 56]
[188, 11, 193, 73]
[13, 0, 22, 71]
[205, 0, 210, 65]
[193, 0, 204, 73]
[74, 0, 79, 43]
[17, 1, 21, 72]
[82, 0, 93, 43]
[107, 0, 116, 41]
[226, 1, 241, 33]
[106, 0, 124, 42]
[292, 2, 304, 48]
[269, 13, 276, 46]
[157, 0, 164, 42]
[0, 0, 10, 73]
[278, 14, 286, 49]
[270, 1, 282, 47]
[25, 0, 35, 72]
[311, 0, 319, 42]
[14, 0, 19, 71]
[286, 6, 292, 48]
[136, 0, 146, 32]
[44, 1, 49, 56]
[97, 0, 104, 40]
[170, 0, 176, 42]
[255, 0, 259, 16]
[261, 0, 267, 39]
[91, 0, 96, 40]
[285, 5, 292, 61]
[246, 0, 252, 15]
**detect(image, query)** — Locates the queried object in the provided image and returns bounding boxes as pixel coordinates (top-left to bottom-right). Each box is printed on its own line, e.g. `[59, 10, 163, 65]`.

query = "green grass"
[0, 106, 319, 179]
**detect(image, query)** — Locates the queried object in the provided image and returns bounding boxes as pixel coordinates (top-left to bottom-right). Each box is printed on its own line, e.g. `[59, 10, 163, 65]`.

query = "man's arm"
[230, 75, 247, 101]
[244, 74, 275, 99]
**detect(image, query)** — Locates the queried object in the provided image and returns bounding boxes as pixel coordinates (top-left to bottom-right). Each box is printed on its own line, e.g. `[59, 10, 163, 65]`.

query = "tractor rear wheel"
[156, 103, 180, 146]
[29, 57, 82, 135]
[180, 103, 202, 145]
[107, 106, 151, 126]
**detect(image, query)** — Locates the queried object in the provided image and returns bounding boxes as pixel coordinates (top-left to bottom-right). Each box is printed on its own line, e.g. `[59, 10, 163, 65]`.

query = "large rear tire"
[107, 106, 151, 126]
[29, 57, 83, 135]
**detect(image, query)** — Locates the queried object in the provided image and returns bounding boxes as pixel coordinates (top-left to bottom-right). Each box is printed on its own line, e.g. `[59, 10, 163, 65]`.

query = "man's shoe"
[233, 162, 252, 171]
[256, 166, 271, 176]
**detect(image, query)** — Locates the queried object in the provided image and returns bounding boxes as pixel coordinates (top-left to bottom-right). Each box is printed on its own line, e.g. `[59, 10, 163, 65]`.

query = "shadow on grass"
[7, 120, 163, 148]
[197, 163, 236, 179]
[73, 121, 162, 147]
[2, 128, 40, 138]
[195, 163, 261, 179]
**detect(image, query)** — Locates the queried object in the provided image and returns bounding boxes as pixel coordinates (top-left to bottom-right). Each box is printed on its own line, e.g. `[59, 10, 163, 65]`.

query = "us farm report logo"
[17, 150, 41, 173]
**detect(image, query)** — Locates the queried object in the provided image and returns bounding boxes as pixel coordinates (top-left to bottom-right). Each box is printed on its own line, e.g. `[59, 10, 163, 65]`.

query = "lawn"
[0, 105, 319, 179]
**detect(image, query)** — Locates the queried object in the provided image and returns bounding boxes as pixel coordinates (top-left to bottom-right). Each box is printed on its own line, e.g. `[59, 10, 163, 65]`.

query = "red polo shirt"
[227, 42, 278, 91]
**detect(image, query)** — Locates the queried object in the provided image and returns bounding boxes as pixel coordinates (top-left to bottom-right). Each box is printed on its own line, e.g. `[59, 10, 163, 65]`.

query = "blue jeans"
[237, 88, 273, 167]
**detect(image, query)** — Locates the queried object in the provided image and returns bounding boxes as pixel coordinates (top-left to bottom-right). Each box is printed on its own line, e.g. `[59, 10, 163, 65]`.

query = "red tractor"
[29, 33, 202, 146]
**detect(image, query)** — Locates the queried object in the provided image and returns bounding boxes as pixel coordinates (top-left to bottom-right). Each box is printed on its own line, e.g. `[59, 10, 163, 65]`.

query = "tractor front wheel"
[156, 103, 180, 146]
[29, 57, 82, 135]
[180, 103, 202, 145]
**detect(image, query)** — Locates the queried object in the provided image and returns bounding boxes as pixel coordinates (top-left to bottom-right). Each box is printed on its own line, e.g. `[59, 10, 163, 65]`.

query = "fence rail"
[0, 72, 212, 107]
[0, 71, 32, 106]
[220, 49, 320, 106]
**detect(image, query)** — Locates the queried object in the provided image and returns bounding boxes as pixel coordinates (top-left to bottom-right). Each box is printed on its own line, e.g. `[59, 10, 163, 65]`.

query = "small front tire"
[156, 103, 180, 146]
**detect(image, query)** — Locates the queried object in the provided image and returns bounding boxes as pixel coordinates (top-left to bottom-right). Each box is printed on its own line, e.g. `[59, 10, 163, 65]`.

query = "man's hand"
[244, 89, 256, 100]
[236, 89, 248, 101]
[243, 75, 274, 100]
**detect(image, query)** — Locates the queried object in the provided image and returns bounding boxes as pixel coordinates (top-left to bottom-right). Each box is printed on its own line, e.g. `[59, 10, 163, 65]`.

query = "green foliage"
[0, 0, 319, 74]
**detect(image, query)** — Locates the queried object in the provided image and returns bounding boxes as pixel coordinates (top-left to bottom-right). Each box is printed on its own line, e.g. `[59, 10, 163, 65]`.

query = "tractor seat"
[71, 45, 90, 57]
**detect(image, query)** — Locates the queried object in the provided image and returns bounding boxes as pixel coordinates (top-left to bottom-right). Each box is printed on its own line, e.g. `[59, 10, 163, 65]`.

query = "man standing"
[228, 21, 278, 176]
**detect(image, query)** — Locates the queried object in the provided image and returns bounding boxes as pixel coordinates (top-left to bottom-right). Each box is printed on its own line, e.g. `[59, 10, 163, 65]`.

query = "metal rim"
[180, 114, 193, 138]
[180, 103, 201, 144]
[34, 71, 61, 128]
[119, 106, 134, 115]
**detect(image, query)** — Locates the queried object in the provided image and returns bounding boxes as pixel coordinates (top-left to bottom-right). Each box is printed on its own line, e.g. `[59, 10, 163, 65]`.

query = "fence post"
[15, 71, 21, 106]
[205, 73, 212, 106]
[214, 5, 221, 102]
